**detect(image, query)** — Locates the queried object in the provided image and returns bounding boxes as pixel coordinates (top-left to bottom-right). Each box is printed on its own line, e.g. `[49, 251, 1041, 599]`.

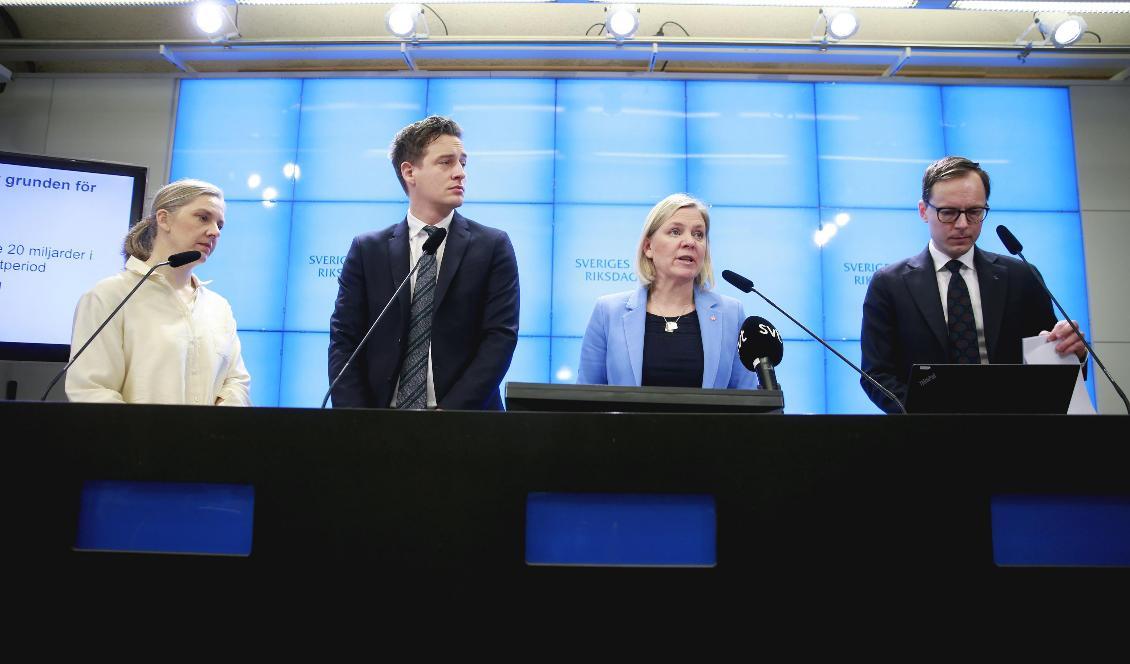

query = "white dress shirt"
[389, 210, 453, 409]
[929, 241, 988, 364]
[65, 256, 252, 406]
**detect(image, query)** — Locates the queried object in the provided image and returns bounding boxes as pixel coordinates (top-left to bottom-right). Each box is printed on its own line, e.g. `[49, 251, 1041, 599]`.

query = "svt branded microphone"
[995, 224, 1128, 413]
[322, 226, 448, 409]
[738, 316, 784, 391]
[721, 268, 907, 414]
[41, 251, 202, 401]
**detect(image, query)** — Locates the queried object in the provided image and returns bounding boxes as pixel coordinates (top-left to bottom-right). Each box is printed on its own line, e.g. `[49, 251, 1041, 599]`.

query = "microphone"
[721, 269, 907, 414]
[322, 226, 448, 408]
[995, 224, 1128, 413]
[41, 251, 199, 401]
[737, 316, 784, 391]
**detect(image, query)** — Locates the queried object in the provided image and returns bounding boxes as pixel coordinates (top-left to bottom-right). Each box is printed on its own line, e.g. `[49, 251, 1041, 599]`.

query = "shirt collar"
[929, 240, 975, 274]
[125, 255, 210, 288]
[406, 209, 454, 239]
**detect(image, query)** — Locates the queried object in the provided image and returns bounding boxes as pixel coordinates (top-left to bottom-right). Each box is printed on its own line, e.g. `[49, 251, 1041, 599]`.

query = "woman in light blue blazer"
[577, 193, 757, 389]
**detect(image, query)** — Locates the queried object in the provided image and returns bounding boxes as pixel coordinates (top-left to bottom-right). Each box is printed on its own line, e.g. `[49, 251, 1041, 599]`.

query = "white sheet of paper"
[1022, 335, 1095, 415]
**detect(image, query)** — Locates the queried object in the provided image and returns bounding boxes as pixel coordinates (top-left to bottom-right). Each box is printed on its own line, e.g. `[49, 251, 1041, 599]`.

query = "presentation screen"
[0, 151, 146, 361]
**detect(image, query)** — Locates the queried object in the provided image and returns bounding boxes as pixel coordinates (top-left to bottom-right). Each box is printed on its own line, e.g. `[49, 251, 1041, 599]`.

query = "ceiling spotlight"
[386, 4, 427, 40]
[1038, 13, 1088, 47]
[193, 1, 239, 42]
[813, 8, 860, 43]
[605, 5, 640, 41]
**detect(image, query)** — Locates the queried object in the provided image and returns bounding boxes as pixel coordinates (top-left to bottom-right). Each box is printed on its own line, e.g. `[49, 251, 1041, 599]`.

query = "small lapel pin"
[710, 314, 717, 321]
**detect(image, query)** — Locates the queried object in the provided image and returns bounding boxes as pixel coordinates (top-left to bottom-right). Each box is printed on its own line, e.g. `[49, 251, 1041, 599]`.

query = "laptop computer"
[905, 363, 1081, 414]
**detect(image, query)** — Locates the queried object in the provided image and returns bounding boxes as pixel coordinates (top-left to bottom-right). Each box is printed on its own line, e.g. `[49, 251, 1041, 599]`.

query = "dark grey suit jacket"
[329, 211, 519, 410]
[860, 246, 1056, 413]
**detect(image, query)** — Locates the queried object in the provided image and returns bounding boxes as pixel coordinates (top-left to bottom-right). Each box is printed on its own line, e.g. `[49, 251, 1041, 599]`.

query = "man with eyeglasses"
[859, 156, 1087, 413]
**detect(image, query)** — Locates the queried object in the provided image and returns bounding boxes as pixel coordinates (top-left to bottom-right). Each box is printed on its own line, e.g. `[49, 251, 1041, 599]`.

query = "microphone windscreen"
[738, 316, 784, 371]
[722, 269, 754, 293]
[168, 250, 202, 268]
[422, 227, 448, 255]
[996, 225, 1023, 255]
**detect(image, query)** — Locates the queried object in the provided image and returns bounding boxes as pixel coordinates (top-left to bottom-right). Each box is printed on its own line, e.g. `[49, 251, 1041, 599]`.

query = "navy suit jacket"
[576, 285, 757, 389]
[860, 245, 1055, 413]
[329, 212, 519, 410]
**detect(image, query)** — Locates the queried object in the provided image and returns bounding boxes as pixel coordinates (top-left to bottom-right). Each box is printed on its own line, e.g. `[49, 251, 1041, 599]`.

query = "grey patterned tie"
[395, 225, 437, 409]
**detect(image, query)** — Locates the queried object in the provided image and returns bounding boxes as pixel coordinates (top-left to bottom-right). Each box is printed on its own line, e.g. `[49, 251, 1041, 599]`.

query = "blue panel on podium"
[552, 204, 650, 337]
[555, 80, 686, 205]
[815, 83, 944, 210]
[686, 81, 818, 207]
[526, 493, 716, 567]
[992, 495, 1130, 567]
[284, 202, 406, 333]
[294, 79, 425, 203]
[458, 202, 553, 337]
[195, 200, 291, 332]
[172, 79, 301, 201]
[709, 206, 821, 341]
[426, 79, 556, 204]
[942, 86, 1078, 212]
[76, 480, 254, 556]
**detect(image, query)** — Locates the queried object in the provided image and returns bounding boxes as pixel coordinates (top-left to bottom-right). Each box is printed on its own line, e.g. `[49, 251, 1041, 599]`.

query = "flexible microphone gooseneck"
[737, 315, 784, 391]
[322, 227, 447, 409]
[995, 225, 1128, 413]
[721, 269, 907, 414]
[41, 250, 202, 401]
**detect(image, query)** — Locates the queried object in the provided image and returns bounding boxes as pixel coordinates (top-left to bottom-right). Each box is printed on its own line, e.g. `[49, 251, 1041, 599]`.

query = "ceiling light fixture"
[605, 5, 640, 41]
[386, 4, 428, 40]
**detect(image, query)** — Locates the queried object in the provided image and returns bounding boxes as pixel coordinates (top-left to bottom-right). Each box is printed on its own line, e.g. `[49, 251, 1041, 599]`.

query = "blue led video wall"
[172, 78, 1089, 413]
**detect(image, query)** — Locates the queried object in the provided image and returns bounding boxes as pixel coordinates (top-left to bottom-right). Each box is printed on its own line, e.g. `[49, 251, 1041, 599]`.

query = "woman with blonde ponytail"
[66, 179, 251, 405]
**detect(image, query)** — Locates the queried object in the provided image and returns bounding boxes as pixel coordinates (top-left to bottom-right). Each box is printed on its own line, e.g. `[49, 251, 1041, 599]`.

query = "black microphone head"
[996, 225, 1023, 255]
[167, 250, 202, 268]
[737, 316, 784, 371]
[722, 269, 754, 293]
[422, 227, 447, 255]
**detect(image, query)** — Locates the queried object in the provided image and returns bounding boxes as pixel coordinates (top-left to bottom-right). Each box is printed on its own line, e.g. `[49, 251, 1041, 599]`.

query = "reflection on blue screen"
[992, 495, 1130, 567]
[295, 79, 425, 203]
[942, 86, 1078, 212]
[687, 81, 817, 208]
[815, 83, 944, 210]
[171, 78, 1089, 413]
[172, 79, 302, 202]
[555, 80, 686, 205]
[427, 79, 556, 204]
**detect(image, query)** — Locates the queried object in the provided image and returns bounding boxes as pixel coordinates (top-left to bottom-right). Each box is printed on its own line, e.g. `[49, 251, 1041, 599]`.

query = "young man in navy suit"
[329, 116, 519, 410]
[860, 156, 1086, 413]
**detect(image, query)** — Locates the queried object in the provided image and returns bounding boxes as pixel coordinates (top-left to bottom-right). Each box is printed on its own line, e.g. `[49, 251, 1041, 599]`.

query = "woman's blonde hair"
[122, 179, 224, 261]
[635, 193, 714, 290]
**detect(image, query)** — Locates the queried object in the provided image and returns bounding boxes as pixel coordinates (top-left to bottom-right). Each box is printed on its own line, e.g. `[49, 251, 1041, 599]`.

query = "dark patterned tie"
[946, 260, 980, 364]
[395, 226, 437, 409]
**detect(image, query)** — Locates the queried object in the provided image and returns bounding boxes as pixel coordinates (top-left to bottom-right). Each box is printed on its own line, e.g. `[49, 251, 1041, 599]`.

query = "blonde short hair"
[635, 193, 714, 290]
[123, 179, 224, 261]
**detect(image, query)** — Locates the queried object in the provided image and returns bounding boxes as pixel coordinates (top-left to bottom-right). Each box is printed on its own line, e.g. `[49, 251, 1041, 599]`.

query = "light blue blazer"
[577, 285, 758, 389]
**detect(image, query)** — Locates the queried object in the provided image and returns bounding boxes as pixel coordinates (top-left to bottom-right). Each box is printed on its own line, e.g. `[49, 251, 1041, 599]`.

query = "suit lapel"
[623, 286, 647, 386]
[695, 289, 721, 388]
[388, 219, 411, 321]
[904, 246, 949, 353]
[434, 212, 469, 310]
[975, 248, 1007, 359]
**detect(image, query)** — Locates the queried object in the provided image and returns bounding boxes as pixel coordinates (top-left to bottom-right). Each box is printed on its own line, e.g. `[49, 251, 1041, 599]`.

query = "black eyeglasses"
[926, 202, 990, 225]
